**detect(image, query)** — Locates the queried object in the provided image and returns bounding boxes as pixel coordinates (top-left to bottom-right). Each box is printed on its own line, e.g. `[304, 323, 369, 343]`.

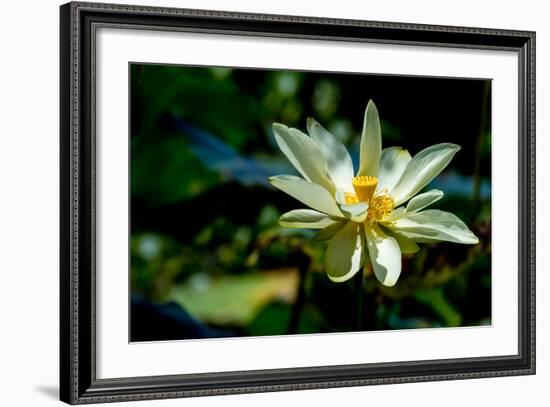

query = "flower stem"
[288, 268, 306, 334]
[354, 271, 364, 331]
[287, 251, 310, 335]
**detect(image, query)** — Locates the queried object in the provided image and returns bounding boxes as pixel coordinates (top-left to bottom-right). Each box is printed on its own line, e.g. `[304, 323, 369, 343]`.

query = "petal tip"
[381, 279, 398, 287]
[272, 122, 286, 133]
[366, 99, 377, 110]
[326, 270, 357, 283]
[268, 175, 283, 186]
[450, 143, 461, 152]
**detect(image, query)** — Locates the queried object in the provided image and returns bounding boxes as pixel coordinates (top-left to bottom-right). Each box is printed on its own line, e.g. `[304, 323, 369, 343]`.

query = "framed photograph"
[60, 1, 535, 404]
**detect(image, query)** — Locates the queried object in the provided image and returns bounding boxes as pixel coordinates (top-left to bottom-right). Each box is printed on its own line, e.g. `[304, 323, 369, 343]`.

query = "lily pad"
[169, 269, 299, 326]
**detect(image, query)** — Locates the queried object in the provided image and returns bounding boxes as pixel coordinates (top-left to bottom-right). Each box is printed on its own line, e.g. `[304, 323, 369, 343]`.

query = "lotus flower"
[269, 100, 478, 286]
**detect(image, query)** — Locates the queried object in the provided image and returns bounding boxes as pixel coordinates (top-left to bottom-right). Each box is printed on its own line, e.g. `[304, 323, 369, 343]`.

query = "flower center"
[343, 176, 395, 223]
[352, 176, 378, 202]
[366, 193, 394, 223]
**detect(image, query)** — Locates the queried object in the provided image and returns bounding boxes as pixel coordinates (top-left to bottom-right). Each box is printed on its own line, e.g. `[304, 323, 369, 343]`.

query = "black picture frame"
[60, 1, 536, 404]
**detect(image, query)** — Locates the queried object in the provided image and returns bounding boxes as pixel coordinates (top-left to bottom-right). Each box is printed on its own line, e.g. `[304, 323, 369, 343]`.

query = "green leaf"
[169, 270, 299, 326]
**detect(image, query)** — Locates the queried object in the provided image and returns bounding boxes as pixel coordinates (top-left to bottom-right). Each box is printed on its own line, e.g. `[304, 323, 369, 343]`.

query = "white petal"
[383, 207, 406, 222]
[390, 209, 479, 244]
[269, 175, 343, 217]
[307, 118, 354, 190]
[394, 234, 420, 254]
[405, 189, 444, 213]
[383, 228, 420, 254]
[339, 202, 369, 222]
[357, 100, 381, 177]
[391, 143, 460, 206]
[325, 221, 365, 282]
[279, 209, 339, 229]
[272, 123, 335, 193]
[377, 147, 411, 192]
[314, 220, 347, 241]
[334, 188, 348, 205]
[365, 225, 402, 287]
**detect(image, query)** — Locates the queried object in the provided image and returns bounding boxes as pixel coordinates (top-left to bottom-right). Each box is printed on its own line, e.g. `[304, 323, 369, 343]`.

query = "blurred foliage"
[171, 270, 298, 326]
[130, 63, 492, 341]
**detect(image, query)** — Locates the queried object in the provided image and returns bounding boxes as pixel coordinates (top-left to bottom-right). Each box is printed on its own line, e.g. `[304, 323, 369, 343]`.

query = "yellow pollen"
[367, 193, 395, 223]
[352, 176, 378, 202]
[344, 191, 359, 204]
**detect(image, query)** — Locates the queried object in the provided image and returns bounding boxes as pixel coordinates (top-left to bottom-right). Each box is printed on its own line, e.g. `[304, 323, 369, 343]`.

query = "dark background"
[129, 63, 491, 342]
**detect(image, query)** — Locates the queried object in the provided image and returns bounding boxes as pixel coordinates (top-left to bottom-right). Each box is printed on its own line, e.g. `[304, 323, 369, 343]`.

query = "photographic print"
[129, 63, 492, 342]
[60, 5, 535, 403]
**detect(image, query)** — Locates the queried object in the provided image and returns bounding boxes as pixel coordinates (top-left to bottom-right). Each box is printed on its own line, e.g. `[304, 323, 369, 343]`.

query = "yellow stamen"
[367, 193, 394, 223]
[352, 176, 378, 202]
[344, 191, 359, 204]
